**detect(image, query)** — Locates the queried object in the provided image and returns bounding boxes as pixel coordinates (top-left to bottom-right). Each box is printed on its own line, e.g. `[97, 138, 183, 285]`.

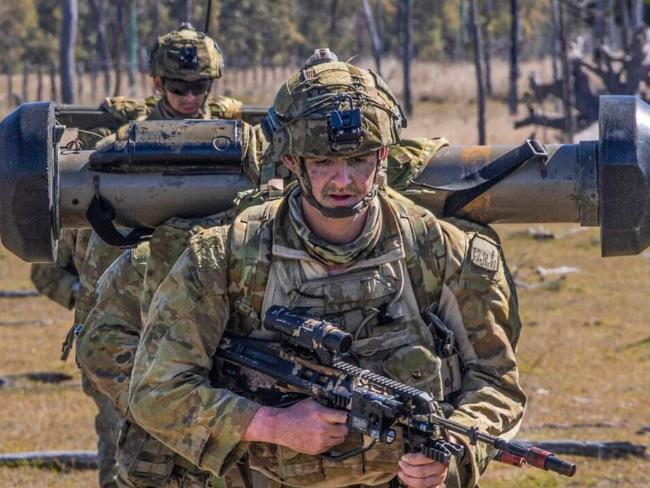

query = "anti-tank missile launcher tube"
[1, 96, 650, 262]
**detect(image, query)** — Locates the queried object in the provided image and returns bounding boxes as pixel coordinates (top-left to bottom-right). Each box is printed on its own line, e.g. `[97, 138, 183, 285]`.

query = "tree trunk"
[508, 0, 520, 114]
[469, 0, 486, 144]
[89, 0, 112, 96]
[183, 0, 193, 23]
[152, 0, 162, 38]
[37, 66, 44, 100]
[22, 62, 29, 103]
[49, 62, 57, 101]
[621, 0, 631, 49]
[128, 0, 138, 97]
[362, 0, 383, 76]
[558, 2, 574, 141]
[329, 0, 339, 45]
[481, 0, 493, 97]
[7, 66, 14, 107]
[60, 0, 78, 103]
[114, 1, 125, 97]
[550, 0, 559, 83]
[630, 0, 644, 29]
[402, 0, 413, 117]
[77, 62, 84, 101]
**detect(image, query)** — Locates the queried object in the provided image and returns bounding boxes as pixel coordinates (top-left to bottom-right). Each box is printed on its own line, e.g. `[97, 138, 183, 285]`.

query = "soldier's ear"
[283, 155, 299, 176]
[153, 76, 164, 94]
[378, 146, 389, 161]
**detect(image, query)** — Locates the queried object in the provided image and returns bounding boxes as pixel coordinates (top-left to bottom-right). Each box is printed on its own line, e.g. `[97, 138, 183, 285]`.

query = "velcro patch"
[469, 235, 499, 272]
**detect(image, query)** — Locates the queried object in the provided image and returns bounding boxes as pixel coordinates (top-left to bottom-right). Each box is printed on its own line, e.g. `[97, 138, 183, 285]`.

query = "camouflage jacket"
[129, 191, 525, 488]
[30, 229, 91, 310]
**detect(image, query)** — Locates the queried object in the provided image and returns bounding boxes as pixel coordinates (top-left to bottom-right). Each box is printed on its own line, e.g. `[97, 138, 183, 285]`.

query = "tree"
[508, 0, 520, 115]
[469, 0, 486, 144]
[362, 0, 383, 75]
[402, 0, 413, 117]
[60, 0, 78, 103]
[89, 0, 112, 96]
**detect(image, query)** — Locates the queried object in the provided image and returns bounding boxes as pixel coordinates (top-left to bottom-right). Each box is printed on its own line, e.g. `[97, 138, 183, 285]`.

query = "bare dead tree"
[402, 0, 413, 117]
[114, 1, 126, 97]
[49, 62, 57, 101]
[21, 63, 29, 103]
[550, 0, 560, 84]
[469, 0, 486, 144]
[36, 65, 44, 100]
[481, 0, 493, 96]
[362, 0, 383, 76]
[559, 2, 575, 141]
[128, 0, 138, 97]
[508, 0, 520, 114]
[89, 0, 112, 96]
[6, 66, 14, 107]
[183, 0, 193, 23]
[60, 0, 78, 103]
[329, 0, 339, 45]
[152, 0, 162, 38]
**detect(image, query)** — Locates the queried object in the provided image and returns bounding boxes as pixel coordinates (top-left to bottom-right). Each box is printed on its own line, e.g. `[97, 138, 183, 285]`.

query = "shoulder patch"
[469, 235, 499, 272]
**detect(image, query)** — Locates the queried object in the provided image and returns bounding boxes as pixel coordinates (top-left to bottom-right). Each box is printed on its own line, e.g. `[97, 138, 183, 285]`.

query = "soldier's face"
[154, 76, 209, 116]
[284, 147, 388, 210]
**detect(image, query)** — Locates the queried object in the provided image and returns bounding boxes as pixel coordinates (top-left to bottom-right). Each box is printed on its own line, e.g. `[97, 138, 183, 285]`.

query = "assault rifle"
[214, 306, 577, 477]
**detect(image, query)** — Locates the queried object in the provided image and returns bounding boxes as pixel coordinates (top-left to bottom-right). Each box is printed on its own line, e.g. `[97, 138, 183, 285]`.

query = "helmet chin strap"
[296, 156, 382, 219]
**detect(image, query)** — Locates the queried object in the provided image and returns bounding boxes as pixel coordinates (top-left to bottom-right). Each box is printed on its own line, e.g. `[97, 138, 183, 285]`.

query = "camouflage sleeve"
[129, 240, 261, 478]
[208, 96, 244, 119]
[435, 220, 526, 486]
[76, 246, 148, 416]
[30, 231, 79, 309]
[74, 232, 123, 327]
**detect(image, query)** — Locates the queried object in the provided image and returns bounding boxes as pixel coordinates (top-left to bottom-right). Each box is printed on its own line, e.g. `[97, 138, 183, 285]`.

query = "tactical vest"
[192, 192, 502, 487]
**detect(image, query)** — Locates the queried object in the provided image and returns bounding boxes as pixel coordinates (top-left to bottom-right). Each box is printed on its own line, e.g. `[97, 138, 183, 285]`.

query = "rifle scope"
[264, 306, 352, 355]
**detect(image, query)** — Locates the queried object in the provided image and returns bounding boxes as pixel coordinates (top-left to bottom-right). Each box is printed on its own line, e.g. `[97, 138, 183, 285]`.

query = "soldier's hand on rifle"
[243, 398, 349, 455]
[397, 453, 449, 488]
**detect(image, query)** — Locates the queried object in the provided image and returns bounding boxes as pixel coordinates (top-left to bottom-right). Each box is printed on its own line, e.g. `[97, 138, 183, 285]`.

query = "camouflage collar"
[272, 188, 405, 268]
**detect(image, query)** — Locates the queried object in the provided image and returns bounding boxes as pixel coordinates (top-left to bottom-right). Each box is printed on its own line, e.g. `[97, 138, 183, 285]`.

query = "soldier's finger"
[397, 471, 446, 488]
[398, 459, 447, 478]
[400, 453, 443, 466]
[326, 423, 349, 438]
[318, 407, 348, 424]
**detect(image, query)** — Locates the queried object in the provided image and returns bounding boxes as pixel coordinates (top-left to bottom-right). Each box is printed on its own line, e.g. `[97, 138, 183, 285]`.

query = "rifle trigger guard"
[320, 440, 377, 462]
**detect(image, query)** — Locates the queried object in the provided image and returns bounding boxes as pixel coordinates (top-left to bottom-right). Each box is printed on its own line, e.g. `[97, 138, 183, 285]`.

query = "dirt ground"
[1, 60, 648, 486]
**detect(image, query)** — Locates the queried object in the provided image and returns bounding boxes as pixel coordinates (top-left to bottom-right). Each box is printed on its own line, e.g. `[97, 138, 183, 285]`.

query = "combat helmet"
[149, 23, 224, 81]
[261, 48, 406, 218]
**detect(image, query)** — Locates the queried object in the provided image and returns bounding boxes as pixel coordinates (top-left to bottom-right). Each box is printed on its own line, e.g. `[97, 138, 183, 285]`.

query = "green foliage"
[0, 0, 637, 74]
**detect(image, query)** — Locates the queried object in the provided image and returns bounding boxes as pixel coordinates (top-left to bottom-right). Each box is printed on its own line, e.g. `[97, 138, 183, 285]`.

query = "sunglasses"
[163, 79, 211, 96]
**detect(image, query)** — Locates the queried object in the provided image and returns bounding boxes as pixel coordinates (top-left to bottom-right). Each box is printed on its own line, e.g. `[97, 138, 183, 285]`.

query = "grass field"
[1, 59, 648, 486]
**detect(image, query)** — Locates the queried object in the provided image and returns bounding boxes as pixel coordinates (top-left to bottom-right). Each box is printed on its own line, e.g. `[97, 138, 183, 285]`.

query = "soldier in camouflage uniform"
[31, 23, 243, 488]
[76, 133, 451, 487]
[77, 122, 266, 488]
[128, 58, 525, 488]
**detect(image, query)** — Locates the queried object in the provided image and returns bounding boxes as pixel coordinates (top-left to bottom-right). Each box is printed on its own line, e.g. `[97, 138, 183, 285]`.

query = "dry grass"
[1, 60, 648, 486]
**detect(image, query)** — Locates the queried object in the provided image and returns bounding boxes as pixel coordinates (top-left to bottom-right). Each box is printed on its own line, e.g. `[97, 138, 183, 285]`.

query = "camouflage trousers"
[82, 374, 121, 488]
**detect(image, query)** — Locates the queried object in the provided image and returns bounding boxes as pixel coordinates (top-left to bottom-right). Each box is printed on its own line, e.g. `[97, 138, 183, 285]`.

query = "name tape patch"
[470, 236, 499, 272]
